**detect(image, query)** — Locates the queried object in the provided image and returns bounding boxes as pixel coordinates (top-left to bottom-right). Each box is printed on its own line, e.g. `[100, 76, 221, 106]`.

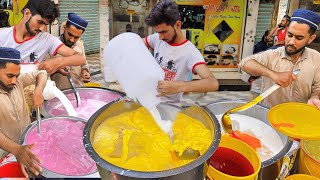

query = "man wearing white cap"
[51, 13, 91, 90]
[0, 47, 46, 177]
[239, 9, 320, 109]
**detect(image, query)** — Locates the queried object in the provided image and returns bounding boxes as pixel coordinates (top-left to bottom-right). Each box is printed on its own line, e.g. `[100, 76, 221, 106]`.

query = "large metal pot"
[20, 116, 100, 178]
[83, 99, 221, 180]
[205, 100, 293, 180]
[42, 87, 125, 119]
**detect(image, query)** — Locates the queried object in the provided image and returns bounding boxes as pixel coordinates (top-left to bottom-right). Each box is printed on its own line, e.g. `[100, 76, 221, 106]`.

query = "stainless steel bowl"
[83, 99, 221, 180]
[205, 100, 292, 180]
[42, 87, 125, 119]
[20, 116, 100, 178]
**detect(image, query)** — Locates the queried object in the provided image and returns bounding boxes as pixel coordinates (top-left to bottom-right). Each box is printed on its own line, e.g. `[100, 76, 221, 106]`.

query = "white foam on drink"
[216, 114, 284, 161]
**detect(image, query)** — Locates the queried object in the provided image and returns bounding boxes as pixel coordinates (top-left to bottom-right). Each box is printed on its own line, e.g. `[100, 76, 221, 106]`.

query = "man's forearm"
[267, 26, 278, 38]
[242, 59, 275, 79]
[182, 77, 219, 93]
[60, 53, 86, 67]
[34, 72, 48, 94]
[0, 129, 20, 156]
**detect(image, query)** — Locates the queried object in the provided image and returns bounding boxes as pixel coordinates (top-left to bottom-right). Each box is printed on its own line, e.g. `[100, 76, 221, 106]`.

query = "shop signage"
[202, 0, 245, 68]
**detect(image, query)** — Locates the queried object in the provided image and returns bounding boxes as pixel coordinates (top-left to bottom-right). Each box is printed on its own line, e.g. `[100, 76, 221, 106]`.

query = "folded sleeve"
[19, 70, 48, 88]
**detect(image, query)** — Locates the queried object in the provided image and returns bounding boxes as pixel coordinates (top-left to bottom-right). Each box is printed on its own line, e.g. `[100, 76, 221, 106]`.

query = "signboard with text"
[175, 0, 246, 68]
[202, 0, 245, 68]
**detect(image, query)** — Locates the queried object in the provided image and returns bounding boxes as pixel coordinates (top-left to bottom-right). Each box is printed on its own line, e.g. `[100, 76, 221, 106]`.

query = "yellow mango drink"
[92, 107, 212, 171]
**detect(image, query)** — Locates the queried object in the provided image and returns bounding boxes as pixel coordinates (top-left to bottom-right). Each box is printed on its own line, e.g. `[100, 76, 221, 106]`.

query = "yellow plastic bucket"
[285, 174, 320, 180]
[207, 136, 261, 180]
[298, 140, 320, 178]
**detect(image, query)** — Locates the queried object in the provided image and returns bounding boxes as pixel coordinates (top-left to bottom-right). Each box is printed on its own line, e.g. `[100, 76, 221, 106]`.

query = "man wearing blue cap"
[239, 9, 320, 109]
[0, 47, 47, 177]
[0, 0, 85, 75]
[51, 13, 91, 90]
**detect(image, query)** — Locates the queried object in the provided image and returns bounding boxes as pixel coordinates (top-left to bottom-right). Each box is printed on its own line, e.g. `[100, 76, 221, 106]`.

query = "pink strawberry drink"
[25, 118, 97, 176]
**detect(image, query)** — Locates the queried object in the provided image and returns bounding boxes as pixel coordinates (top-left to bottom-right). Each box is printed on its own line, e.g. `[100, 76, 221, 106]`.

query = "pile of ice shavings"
[216, 114, 284, 161]
[25, 119, 97, 176]
[47, 92, 122, 119]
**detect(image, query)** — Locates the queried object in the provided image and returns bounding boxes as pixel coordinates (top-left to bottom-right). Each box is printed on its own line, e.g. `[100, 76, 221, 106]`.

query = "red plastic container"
[0, 162, 25, 177]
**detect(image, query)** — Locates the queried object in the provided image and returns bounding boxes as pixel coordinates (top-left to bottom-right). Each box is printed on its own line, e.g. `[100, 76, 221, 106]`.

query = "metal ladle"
[36, 107, 41, 134]
[221, 69, 301, 134]
[64, 67, 81, 107]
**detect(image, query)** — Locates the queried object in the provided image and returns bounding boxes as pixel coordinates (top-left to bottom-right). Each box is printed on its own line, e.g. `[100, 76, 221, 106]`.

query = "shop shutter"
[255, 3, 274, 44]
[59, 0, 100, 54]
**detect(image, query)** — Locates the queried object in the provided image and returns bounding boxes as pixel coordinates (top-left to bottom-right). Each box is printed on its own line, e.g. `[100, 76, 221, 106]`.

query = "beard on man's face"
[62, 34, 75, 48]
[65, 39, 75, 47]
[165, 28, 177, 44]
[26, 17, 41, 36]
[0, 79, 14, 92]
[285, 44, 306, 56]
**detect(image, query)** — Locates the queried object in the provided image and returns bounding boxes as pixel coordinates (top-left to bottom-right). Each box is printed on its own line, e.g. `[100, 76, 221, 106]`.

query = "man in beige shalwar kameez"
[51, 13, 91, 90]
[239, 9, 320, 109]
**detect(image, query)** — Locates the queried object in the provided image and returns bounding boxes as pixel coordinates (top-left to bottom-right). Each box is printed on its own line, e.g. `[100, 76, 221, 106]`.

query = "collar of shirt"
[280, 47, 308, 63]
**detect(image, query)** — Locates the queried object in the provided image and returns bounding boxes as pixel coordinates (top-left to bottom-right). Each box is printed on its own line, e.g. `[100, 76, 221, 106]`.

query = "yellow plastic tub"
[207, 136, 261, 180]
[298, 140, 320, 178]
[285, 174, 320, 180]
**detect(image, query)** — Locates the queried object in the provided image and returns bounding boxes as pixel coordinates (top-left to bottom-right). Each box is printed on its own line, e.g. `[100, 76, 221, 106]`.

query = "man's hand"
[56, 67, 71, 76]
[157, 80, 185, 96]
[38, 57, 63, 75]
[14, 144, 42, 177]
[308, 97, 320, 109]
[272, 71, 297, 87]
[278, 23, 282, 28]
[32, 89, 44, 110]
[81, 69, 91, 83]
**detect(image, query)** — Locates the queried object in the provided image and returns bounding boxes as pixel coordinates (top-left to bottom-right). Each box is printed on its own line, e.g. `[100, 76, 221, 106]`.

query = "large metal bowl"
[83, 99, 221, 180]
[20, 116, 100, 178]
[42, 87, 125, 119]
[205, 100, 293, 180]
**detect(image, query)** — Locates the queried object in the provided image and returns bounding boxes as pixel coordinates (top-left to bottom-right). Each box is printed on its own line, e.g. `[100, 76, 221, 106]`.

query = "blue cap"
[291, 9, 320, 30]
[0, 47, 21, 63]
[67, 13, 88, 31]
